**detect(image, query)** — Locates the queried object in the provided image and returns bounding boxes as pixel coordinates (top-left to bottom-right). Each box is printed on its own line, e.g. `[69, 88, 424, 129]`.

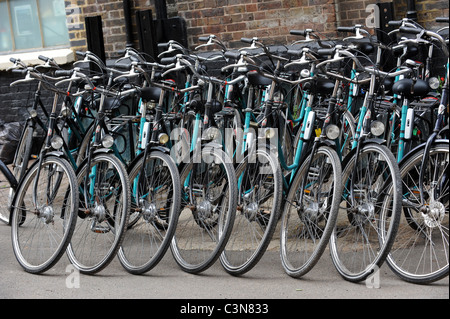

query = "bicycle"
[385, 20, 449, 284]
[8, 67, 79, 274]
[157, 52, 238, 274]
[323, 45, 412, 282]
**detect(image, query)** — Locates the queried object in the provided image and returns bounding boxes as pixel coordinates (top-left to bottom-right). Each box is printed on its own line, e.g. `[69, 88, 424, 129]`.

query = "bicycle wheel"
[330, 143, 401, 282]
[386, 141, 449, 283]
[171, 145, 237, 274]
[118, 151, 181, 274]
[10, 156, 78, 273]
[67, 152, 130, 274]
[0, 160, 16, 224]
[220, 145, 282, 276]
[281, 146, 342, 278]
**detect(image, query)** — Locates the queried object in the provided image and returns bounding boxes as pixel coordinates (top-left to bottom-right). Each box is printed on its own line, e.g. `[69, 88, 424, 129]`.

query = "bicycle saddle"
[140, 87, 162, 103]
[392, 78, 430, 98]
[247, 71, 272, 86]
[302, 78, 335, 95]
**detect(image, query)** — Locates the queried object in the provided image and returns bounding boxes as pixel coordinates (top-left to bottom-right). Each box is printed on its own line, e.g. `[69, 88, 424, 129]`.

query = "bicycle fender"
[318, 139, 336, 148]
[93, 148, 114, 155]
[126, 146, 173, 174]
[340, 138, 386, 169]
[148, 145, 171, 154]
[45, 151, 66, 158]
[75, 148, 114, 174]
[361, 138, 387, 146]
[398, 139, 449, 167]
[438, 124, 449, 137]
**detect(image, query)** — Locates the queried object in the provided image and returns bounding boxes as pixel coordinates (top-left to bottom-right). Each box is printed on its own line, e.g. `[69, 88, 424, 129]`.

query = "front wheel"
[280, 146, 342, 278]
[220, 145, 283, 276]
[11, 156, 78, 274]
[171, 145, 237, 274]
[330, 143, 401, 282]
[118, 151, 181, 274]
[67, 152, 130, 274]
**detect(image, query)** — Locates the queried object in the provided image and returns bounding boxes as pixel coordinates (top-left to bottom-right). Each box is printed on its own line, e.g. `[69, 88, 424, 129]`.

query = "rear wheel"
[330, 143, 401, 282]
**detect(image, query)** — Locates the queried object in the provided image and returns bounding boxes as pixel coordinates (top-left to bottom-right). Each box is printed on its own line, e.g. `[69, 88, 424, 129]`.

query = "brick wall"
[177, 0, 339, 48]
[63, 0, 449, 56]
[336, 0, 449, 29]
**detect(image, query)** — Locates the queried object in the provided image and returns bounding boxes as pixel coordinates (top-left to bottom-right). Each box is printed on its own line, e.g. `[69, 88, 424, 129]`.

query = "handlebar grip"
[158, 42, 170, 50]
[160, 56, 177, 65]
[290, 30, 307, 36]
[388, 20, 403, 27]
[337, 26, 356, 33]
[436, 17, 449, 23]
[240, 37, 254, 44]
[317, 48, 335, 57]
[54, 69, 74, 77]
[38, 55, 49, 62]
[9, 57, 17, 64]
[224, 51, 241, 60]
[11, 69, 28, 76]
[399, 26, 422, 34]
[198, 36, 210, 42]
[114, 63, 131, 70]
[76, 51, 86, 58]
[287, 49, 301, 57]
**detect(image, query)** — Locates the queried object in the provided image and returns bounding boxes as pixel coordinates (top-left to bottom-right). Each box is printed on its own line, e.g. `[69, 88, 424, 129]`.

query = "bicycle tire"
[0, 160, 17, 224]
[12, 125, 34, 184]
[10, 155, 78, 274]
[118, 151, 181, 274]
[330, 143, 402, 282]
[280, 146, 342, 278]
[386, 141, 449, 284]
[170, 145, 237, 274]
[220, 145, 282, 276]
[67, 152, 130, 274]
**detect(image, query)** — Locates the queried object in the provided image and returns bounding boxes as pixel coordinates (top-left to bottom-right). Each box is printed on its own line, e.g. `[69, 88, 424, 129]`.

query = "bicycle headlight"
[370, 120, 385, 136]
[29, 109, 38, 118]
[51, 135, 64, 150]
[203, 127, 220, 141]
[60, 106, 69, 117]
[264, 128, 276, 139]
[158, 133, 169, 144]
[428, 77, 440, 90]
[325, 124, 340, 140]
[101, 134, 115, 148]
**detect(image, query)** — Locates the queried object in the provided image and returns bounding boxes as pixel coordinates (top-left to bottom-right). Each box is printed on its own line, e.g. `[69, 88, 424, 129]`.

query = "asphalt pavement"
[0, 222, 448, 302]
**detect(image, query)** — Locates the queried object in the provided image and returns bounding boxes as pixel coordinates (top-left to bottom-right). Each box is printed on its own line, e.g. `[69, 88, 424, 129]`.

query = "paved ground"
[0, 223, 448, 302]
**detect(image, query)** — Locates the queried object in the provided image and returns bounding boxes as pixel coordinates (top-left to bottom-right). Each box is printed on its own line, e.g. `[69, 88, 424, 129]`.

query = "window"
[0, 0, 70, 53]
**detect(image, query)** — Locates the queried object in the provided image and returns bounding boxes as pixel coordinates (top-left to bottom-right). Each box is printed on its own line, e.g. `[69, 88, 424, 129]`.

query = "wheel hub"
[39, 205, 54, 224]
[244, 202, 259, 221]
[93, 203, 106, 222]
[142, 201, 157, 222]
[422, 201, 445, 228]
[197, 200, 212, 219]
